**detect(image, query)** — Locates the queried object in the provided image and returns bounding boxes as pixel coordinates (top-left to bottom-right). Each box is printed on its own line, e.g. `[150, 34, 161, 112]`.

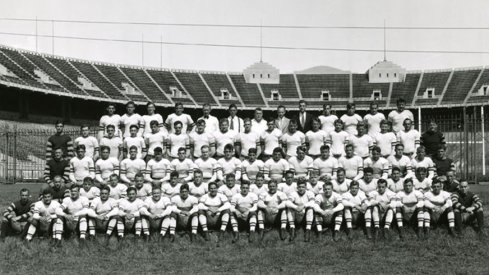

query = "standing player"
[318, 104, 338, 135]
[349, 122, 374, 159]
[69, 145, 95, 186]
[373, 120, 397, 158]
[264, 148, 290, 182]
[251, 108, 268, 135]
[313, 182, 344, 241]
[170, 147, 196, 183]
[139, 188, 174, 241]
[213, 119, 239, 159]
[395, 178, 425, 239]
[326, 119, 349, 158]
[286, 178, 315, 242]
[120, 101, 143, 138]
[189, 119, 216, 159]
[46, 121, 74, 161]
[312, 145, 338, 180]
[74, 125, 99, 160]
[340, 103, 363, 135]
[338, 144, 364, 181]
[387, 144, 413, 178]
[257, 180, 288, 240]
[145, 147, 172, 187]
[423, 179, 456, 237]
[281, 120, 306, 159]
[367, 179, 397, 239]
[198, 103, 219, 134]
[43, 147, 70, 192]
[364, 102, 385, 136]
[171, 184, 200, 241]
[388, 98, 414, 133]
[95, 146, 120, 186]
[451, 180, 485, 237]
[230, 181, 259, 242]
[238, 118, 261, 159]
[99, 125, 123, 160]
[165, 102, 194, 134]
[120, 146, 146, 185]
[305, 118, 327, 159]
[241, 148, 265, 183]
[57, 186, 90, 243]
[144, 120, 167, 160]
[1, 188, 33, 240]
[166, 121, 190, 159]
[141, 102, 164, 136]
[123, 125, 146, 159]
[341, 181, 368, 239]
[396, 118, 420, 159]
[98, 103, 121, 140]
[198, 182, 231, 242]
[193, 145, 219, 184]
[25, 189, 64, 245]
[363, 146, 390, 179]
[260, 119, 283, 161]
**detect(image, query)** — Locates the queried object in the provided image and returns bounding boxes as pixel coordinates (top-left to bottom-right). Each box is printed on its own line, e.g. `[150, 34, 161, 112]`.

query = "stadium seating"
[173, 72, 217, 105]
[413, 71, 451, 105]
[0, 49, 50, 90]
[415, 98, 439, 106]
[228, 74, 265, 106]
[351, 74, 389, 107]
[260, 74, 300, 100]
[441, 69, 481, 104]
[200, 73, 241, 106]
[146, 69, 196, 106]
[95, 64, 149, 103]
[391, 73, 421, 106]
[296, 74, 350, 99]
[466, 69, 489, 104]
[119, 67, 170, 104]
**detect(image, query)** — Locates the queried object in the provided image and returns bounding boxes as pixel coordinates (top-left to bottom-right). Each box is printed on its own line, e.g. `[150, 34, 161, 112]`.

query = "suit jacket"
[275, 117, 290, 134]
[296, 112, 314, 133]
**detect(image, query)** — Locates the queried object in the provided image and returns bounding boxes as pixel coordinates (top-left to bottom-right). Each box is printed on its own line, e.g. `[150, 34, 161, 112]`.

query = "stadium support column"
[482, 106, 486, 176]
[62, 98, 72, 123]
[418, 107, 421, 132]
[18, 92, 29, 119]
[463, 107, 469, 179]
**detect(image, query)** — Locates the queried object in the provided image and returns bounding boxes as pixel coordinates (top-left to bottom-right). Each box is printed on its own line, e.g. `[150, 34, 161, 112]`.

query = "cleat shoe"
[366, 227, 373, 240]
[304, 230, 311, 242]
[383, 228, 392, 241]
[424, 228, 430, 240]
[289, 228, 296, 242]
[190, 233, 196, 242]
[398, 227, 404, 241]
[232, 232, 239, 243]
[279, 229, 287, 241]
[203, 232, 210, 241]
[259, 230, 265, 241]
[169, 234, 175, 243]
[248, 232, 255, 243]
[415, 228, 421, 240]
[333, 230, 340, 242]
[373, 228, 380, 241]
[345, 228, 353, 240]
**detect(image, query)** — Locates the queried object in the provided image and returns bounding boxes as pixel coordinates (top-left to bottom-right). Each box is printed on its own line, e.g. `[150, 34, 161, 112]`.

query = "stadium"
[1, 0, 489, 274]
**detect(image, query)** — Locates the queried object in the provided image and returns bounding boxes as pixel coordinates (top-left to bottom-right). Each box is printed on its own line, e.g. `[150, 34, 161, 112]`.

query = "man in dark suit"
[274, 105, 290, 134]
[296, 100, 314, 133]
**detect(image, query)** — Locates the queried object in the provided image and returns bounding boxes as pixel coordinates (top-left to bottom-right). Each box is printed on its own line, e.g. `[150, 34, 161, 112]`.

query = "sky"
[1, 0, 489, 73]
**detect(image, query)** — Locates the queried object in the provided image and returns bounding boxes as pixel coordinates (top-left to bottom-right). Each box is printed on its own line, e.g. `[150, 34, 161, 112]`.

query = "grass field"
[1, 183, 489, 274]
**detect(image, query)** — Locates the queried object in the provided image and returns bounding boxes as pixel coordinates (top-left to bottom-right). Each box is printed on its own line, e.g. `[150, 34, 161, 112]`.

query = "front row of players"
[3, 174, 484, 245]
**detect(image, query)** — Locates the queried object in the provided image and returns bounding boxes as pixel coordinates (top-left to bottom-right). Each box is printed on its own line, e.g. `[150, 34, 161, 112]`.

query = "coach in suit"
[296, 100, 314, 133]
[275, 105, 290, 134]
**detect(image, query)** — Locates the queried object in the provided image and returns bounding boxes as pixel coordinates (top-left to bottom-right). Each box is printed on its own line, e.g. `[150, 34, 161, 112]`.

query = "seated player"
[120, 146, 146, 185]
[25, 189, 64, 247]
[86, 185, 121, 243]
[198, 182, 231, 242]
[107, 174, 128, 200]
[363, 146, 390, 180]
[444, 170, 460, 192]
[189, 119, 216, 159]
[288, 146, 313, 179]
[95, 146, 120, 186]
[280, 120, 306, 159]
[286, 178, 315, 242]
[134, 173, 152, 200]
[117, 187, 145, 240]
[313, 181, 344, 242]
[123, 125, 146, 159]
[217, 144, 242, 182]
[250, 172, 268, 198]
[194, 145, 219, 184]
[57, 185, 91, 244]
[43, 175, 70, 203]
[145, 147, 172, 188]
[423, 178, 456, 237]
[326, 119, 349, 158]
[166, 121, 190, 159]
[241, 148, 265, 183]
[171, 184, 199, 241]
[306, 173, 324, 196]
[387, 167, 405, 193]
[69, 145, 95, 186]
[367, 179, 397, 240]
[341, 181, 368, 239]
[312, 145, 338, 181]
[451, 180, 485, 237]
[218, 173, 241, 201]
[79, 177, 100, 202]
[373, 120, 397, 158]
[349, 121, 373, 159]
[411, 146, 435, 180]
[331, 168, 352, 195]
[358, 167, 378, 195]
[170, 147, 196, 183]
[395, 178, 425, 239]
[264, 147, 290, 182]
[161, 171, 183, 198]
[387, 144, 413, 179]
[277, 170, 297, 197]
[338, 144, 364, 181]
[144, 120, 166, 161]
[139, 188, 174, 242]
[1, 188, 33, 240]
[43, 147, 70, 192]
[188, 169, 209, 199]
[74, 125, 99, 160]
[230, 181, 259, 243]
[99, 125, 123, 160]
[257, 180, 288, 240]
[413, 167, 432, 193]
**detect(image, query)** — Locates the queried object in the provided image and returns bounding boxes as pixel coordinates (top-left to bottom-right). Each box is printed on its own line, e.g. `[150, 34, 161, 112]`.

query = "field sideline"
[1, 184, 488, 274]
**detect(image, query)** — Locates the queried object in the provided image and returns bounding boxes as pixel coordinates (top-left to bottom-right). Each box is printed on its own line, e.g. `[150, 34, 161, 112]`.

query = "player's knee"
[170, 213, 178, 219]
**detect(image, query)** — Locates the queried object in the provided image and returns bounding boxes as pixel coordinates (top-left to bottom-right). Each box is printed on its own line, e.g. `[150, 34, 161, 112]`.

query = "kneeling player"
[140, 188, 173, 241]
[257, 180, 288, 240]
[57, 185, 91, 244]
[118, 187, 145, 240]
[423, 179, 455, 237]
[230, 181, 259, 243]
[395, 178, 425, 239]
[198, 182, 231, 242]
[452, 180, 485, 237]
[367, 179, 397, 240]
[313, 181, 344, 241]
[341, 181, 368, 239]
[287, 178, 315, 242]
[171, 184, 199, 241]
[87, 185, 121, 242]
[1, 188, 33, 240]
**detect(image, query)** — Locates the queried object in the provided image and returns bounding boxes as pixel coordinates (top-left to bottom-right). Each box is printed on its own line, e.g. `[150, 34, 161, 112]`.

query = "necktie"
[204, 115, 209, 119]
[301, 113, 305, 128]
[230, 117, 234, 130]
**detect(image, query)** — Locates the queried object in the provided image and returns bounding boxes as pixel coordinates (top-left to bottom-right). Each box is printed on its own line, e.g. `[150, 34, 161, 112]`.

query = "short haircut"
[347, 103, 355, 110]
[154, 147, 163, 154]
[241, 181, 250, 187]
[55, 120, 64, 126]
[336, 167, 345, 174]
[170, 171, 179, 178]
[364, 167, 374, 174]
[255, 172, 264, 179]
[129, 124, 139, 130]
[106, 125, 115, 130]
[194, 169, 203, 176]
[226, 173, 235, 180]
[228, 104, 237, 110]
[248, 148, 257, 155]
[196, 119, 206, 126]
[19, 188, 30, 195]
[175, 102, 183, 108]
[297, 177, 307, 186]
[127, 186, 137, 194]
[272, 147, 283, 155]
[299, 100, 306, 105]
[129, 145, 138, 151]
[42, 188, 53, 196]
[178, 147, 186, 153]
[180, 184, 189, 192]
[173, 121, 183, 127]
[377, 178, 387, 186]
[208, 182, 218, 189]
[371, 146, 381, 154]
[334, 119, 343, 125]
[80, 124, 89, 130]
[224, 144, 234, 152]
[76, 145, 86, 151]
[404, 178, 413, 185]
[126, 101, 135, 107]
[320, 145, 330, 151]
[134, 172, 144, 179]
[277, 105, 286, 110]
[150, 120, 159, 127]
[391, 167, 401, 173]
[146, 101, 155, 108]
[350, 180, 359, 188]
[396, 98, 405, 105]
[83, 177, 93, 184]
[416, 167, 427, 173]
[100, 185, 110, 193]
[100, 146, 110, 153]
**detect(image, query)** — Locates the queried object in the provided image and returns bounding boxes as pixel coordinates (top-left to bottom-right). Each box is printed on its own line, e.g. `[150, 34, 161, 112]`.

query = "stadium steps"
[120, 67, 171, 104]
[260, 74, 301, 102]
[392, 73, 421, 107]
[413, 71, 451, 106]
[23, 53, 88, 97]
[145, 69, 196, 107]
[46, 57, 109, 99]
[70, 61, 128, 101]
[441, 69, 481, 105]
[351, 74, 390, 107]
[201, 73, 242, 107]
[173, 72, 217, 105]
[0, 50, 49, 90]
[95, 64, 150, 103]
[228, 74, 265, 107]
[465, 68, 489, 104]
[296, 74, 350, 99]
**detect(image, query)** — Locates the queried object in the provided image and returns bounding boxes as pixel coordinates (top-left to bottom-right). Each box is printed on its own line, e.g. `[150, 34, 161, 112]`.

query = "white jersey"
[332, 178, 352, 194]
[281, 131, 305, 157]
[388, 109, 414, 133]
[79, 186, 100, 201]
[189, 131, 215, 158]
[165, 113, 194, 134]
[397, 129, 420, 154]
[387, 178, 405, 193]
[312, 157, 338, 178]
[218, 184, 241, 201]
[170, 158, 196, 179]
[74, 136, 99, 159]
[277, 182, 297, 197]
[340, 114, 363, 135]
[396, 190, 424, 209]
[315, 192, 343, 210]
[327, 130, 350, 156]
[264, 159, 290, 181]
[349, 134, 374, 158]
[374, 132, 397, 156]
[144, 130, 167, 156]
[241, 159, 265, 181]
[143, 197, 172, 215]
[61, 196, 90, 214]
[259, 191, 288, 210]
[318, 114, 338, 134]
[161, 183, 183, 198]
[358, 179, 378, 194]
[188, 182, 208, 198]
[213, 130, 238, 156]
[121, 113, 143, 138]
[231, 192, 258, 212]
[260, 129, 282, 155]
[250, 184, 269, 197]
[70, 156, 95, 182]
[368, 189, 397, 210]
[172, 195, 199, 213]
[305, 130, 327, 156]
[364, 112, 386, 136]
[199, 193, 229, 212]
[218, 157, 241, 179]
[108, 184, 128, 200]
[307, 181, 325, 196]
[146, 158, 172, 180]
[142, 114, 164, 136]
[95, 157, 119, 181]
[124, 136, 146, 159]
[135, 184, 152, 200]
[166, 133, 189, 158]
[90, 197, 118, 215]
[120, 158, 146, 181]
[194, 157, 219, 180]
[99, 136, 123, 159]
[341, 190, 367, 210]
[238, 131, 260, 157]
[411, 157, 435, 173]
[198, 115, 219, 134]
[363, 157, 390, 179]
[338, 155, 363, 180]
[118, 198, 144, 215]
[289, 191, 315, 208]
[99, 114, 122, 137]
[387, 155, 412, 176]
[251, 119, 268, 135]
[288, 156, 313, 178]
[424, 190, 452, 209]
[413, 177, 432, 192]
[32, 200, 62, 219]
